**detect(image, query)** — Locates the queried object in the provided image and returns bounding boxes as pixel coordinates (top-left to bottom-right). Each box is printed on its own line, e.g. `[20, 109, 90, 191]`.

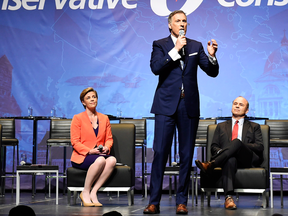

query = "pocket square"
[189, 52, 198, 56]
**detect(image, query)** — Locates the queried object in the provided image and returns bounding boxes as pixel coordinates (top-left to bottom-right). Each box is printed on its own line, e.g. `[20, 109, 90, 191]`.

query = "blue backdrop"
[1, 0, 288, 191]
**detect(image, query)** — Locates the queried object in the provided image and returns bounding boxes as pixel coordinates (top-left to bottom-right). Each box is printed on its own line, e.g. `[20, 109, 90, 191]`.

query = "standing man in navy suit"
[143, 10, 219, 214]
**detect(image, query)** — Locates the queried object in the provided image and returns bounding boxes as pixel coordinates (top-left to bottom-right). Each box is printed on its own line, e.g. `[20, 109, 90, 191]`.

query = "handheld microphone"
[179, 29, 185, 56]
[98, 145, 103, 152]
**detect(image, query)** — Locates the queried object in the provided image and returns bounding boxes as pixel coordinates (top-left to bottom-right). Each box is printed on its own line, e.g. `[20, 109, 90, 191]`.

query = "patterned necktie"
[232, 120, 239, 140]
[180, 59, 184, 70]
[180, 52, 185, 70]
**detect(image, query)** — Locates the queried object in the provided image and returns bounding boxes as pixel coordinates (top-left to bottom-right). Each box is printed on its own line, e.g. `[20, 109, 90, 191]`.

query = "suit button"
[166, 59, 169, 62]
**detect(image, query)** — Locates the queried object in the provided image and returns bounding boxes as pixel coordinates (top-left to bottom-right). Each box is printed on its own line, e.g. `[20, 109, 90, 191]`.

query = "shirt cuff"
[169, 47, 181, 61]
[208, 54, 217, 65]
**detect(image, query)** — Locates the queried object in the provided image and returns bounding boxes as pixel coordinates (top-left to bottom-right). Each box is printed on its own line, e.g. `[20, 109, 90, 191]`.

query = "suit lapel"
[242, 120, 249, 142]
[225, 120, 232, 141]
[164, 36, 182, 70]
[183, 39, 193, 71]
[166, 36, 175, 51]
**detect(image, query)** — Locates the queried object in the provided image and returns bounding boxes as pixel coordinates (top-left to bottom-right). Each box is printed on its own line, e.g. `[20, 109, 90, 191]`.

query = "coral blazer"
[70, 111, 113, 164]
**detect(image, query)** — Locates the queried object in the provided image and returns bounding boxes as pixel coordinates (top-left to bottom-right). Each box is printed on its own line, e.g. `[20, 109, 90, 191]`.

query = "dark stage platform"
[0, 191, 287, 216]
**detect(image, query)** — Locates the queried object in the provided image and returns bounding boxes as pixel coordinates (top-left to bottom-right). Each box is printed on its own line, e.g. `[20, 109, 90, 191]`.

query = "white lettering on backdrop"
[1, 0, 287, 11]
[150, 0, 203, 16]
[1, 0, 137, 10]
[218, 0, 288, 7]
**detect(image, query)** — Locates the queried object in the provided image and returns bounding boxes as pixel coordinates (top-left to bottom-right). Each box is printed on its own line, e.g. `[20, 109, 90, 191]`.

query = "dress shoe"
[79, 192, 95, 207]
[143, 204, 160, 214]
[225, 196, 237, 210]
[195, 160, 215, 175]
[176, 204, 188, 214]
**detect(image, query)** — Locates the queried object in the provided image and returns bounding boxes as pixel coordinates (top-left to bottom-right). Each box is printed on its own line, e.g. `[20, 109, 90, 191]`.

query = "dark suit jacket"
[150, 36, 219, 117]
[211, 119, 264, 166]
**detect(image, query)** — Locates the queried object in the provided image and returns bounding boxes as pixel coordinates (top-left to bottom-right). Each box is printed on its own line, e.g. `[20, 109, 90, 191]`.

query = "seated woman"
[70, 87, 116, 207]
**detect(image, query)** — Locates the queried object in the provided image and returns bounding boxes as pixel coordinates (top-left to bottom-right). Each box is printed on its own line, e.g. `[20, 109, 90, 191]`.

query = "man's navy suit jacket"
[150, 36, 219, 117]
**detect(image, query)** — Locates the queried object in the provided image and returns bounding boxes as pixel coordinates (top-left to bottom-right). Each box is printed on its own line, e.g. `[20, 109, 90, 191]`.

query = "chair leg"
[128, 188, 134, 206]
[67, 189, 71, 205]
[63, 146, 67, 195]
[195, 172, 198, 206]
[12, 145, 15, 195]
[15, 143, 19, 194]
[201, 191, 204, 207]
[1, 177, 4, 196]
[145, 179, 148, 198]
[266, 191, 269, 208]
[73, 191, 77, 205]
[190, 172, 193, 206]
[132, 188, 134, 205]
[262, 191, 268, 208]
[169, 175, 172, 197]
[281, 175, 283, 208]
[207, 191, 211, 207]
[0, 143, 2, 196]
[2, 146, 7, 196]
[48, 145, 52, 197]
[141, 144, 145, 197]
[144, 144, 148, 198]
[128, 191, 131, 206]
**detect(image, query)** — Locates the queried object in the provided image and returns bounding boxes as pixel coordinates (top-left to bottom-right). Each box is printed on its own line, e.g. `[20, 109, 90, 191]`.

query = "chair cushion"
[47, 138, 71, 144]
[67, 165, 134, 188]
[200, 168, 267, 189]
[2, 138, 19, 145]
[270, 139, 288, 146]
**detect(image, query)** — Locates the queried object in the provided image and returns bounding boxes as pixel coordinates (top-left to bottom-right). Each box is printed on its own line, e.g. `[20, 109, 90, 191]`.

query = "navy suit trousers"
[149, 98, 199, 205]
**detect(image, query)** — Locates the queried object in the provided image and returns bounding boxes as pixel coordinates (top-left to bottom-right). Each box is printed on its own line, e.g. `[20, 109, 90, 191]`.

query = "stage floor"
[0, 191, 287, 216]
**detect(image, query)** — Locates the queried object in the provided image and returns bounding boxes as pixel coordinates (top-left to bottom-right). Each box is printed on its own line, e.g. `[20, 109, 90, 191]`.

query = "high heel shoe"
[79, 192, 95, 207]
[91, 199, 103, 207]
[91, 202, 103, 207]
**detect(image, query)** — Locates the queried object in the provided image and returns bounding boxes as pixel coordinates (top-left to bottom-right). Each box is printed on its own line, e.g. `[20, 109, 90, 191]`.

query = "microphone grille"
[179, 29, 185, 36]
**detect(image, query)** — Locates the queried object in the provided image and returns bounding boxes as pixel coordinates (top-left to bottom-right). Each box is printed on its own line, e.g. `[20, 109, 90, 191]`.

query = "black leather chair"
[195, 119, 217, 162]
[265, 120, 288, 147]
[265, 120, 288, 207]
[120, 119, 147, 197]
[0, 119, 19, 196]
[194, 119, 217, 203]
[67, 123, 135, 206]
[0, 124, 2, 194]
[200, 124, 270, 208]
[46, 119, 72, 196]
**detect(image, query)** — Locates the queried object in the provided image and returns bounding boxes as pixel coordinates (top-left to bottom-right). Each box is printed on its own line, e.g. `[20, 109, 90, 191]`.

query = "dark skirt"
[71, 154, 113, 170]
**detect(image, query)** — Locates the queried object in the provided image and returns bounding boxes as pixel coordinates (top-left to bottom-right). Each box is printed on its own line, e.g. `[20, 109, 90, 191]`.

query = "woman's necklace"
[89, 114, 98, 129]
